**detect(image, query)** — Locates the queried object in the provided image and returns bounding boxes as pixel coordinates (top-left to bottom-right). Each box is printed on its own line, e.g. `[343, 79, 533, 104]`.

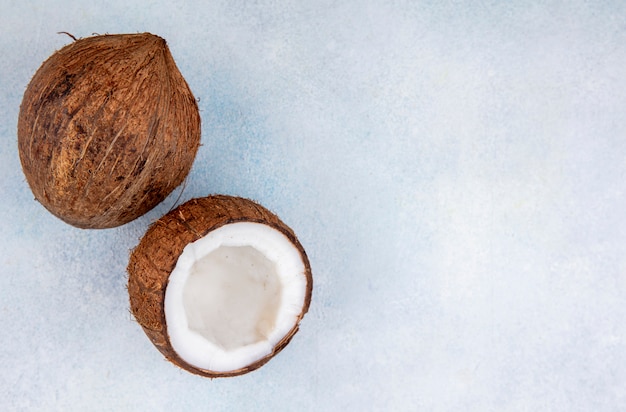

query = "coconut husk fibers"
[18, 33, 200, 229]
[128, 195, 313, 377]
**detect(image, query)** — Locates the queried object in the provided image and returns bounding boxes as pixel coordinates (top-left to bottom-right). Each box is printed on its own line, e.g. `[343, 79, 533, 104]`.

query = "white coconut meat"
[164, 222, 307, 373]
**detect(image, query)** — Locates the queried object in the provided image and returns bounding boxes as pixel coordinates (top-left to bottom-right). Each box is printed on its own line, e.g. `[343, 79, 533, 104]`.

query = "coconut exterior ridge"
[18, 33, 201, 228]
[127, 195, 313, 377]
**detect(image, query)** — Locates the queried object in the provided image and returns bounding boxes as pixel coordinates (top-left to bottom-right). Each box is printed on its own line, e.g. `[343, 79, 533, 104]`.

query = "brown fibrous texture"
[127, 195, 313, 377]
[18, 33, 201, 229]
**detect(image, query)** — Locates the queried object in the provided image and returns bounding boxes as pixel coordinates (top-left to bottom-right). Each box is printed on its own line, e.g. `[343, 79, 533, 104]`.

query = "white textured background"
[2, 1, 626, 411]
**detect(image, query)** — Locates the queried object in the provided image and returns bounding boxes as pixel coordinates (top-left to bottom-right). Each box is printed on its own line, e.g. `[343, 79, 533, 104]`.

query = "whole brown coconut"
[18, 33, 201, 229]
[128, 195, 313, 377]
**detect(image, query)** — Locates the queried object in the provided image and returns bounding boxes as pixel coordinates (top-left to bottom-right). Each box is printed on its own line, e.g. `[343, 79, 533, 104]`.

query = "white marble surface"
[2, 1, 626, 410]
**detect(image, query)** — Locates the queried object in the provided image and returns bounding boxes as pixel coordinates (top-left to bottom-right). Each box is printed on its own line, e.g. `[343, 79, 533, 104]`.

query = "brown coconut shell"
[18, 33, 201, 229]
[127, 195, 313, 377]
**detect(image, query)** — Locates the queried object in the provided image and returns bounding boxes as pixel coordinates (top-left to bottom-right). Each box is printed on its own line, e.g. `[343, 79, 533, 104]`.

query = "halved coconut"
[128, 195, 313, 377]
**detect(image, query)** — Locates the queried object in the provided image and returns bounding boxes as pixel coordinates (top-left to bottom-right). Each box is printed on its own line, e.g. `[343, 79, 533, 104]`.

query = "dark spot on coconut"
[134, 158, 146, 176]
[75, 122, 86, 134]
[48, 72, 76, 101]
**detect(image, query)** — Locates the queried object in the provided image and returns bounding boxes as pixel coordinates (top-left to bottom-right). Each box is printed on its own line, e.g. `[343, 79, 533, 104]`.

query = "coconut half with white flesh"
[128, 195, 312, 377]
